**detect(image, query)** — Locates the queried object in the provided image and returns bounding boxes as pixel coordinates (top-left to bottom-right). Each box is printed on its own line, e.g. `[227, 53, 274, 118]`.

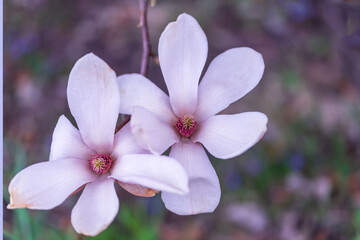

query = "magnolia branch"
[139, 0, 151, 77]
[117, 0, 152, 130]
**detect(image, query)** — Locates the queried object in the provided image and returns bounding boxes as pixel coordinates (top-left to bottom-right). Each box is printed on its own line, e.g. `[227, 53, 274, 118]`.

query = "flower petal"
[195, 48, 265, 121]
[159, 13, 208, 117]
[50, 115, 95, 161]
[111, 122, 148, 160]
[192, 112, 268, 159]
[110, 154, 189, 195]
[71, 176, 118, 236]
[161, 142, 220, 215]
[117, 73, 175, 123]
[131, 106, 179, 155]
[67, 53, 120, 153]
[117, 182, 159, 197]
[8, 158, 97, 210]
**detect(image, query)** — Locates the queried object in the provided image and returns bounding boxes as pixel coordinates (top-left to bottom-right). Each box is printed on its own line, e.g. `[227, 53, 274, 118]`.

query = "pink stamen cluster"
[89, 153, 112, 174]
[175, 114, 197, 138]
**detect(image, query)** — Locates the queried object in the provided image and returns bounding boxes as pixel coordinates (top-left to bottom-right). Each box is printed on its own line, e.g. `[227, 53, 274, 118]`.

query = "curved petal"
[117, 74, 175, 123]
[161, 142, 220, 215]
[111, 123, 154, 198]
[71, 176, 119, 236]
[195, 48, 265, 122]
[131, 106, 180, 155]
[110, 154, 189, 195]
[117, 182, 159, 198]
[67, 53, 120, 153]
[8, 158, 97, 210]
[111, 122, 148, 160]
[50, 115, 95, 161]
[159, 13, 208, 117]
[192, 112, 268, 159]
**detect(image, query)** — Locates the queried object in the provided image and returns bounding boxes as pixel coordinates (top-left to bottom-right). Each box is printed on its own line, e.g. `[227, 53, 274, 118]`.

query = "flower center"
[89, 153, 112, 174]
[175, 114, 197, 138]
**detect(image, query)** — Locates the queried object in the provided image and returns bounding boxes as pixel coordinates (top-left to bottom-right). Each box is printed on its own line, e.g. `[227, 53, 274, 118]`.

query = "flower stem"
[118, 0, 152, 130]
[139, 0, 151, 77]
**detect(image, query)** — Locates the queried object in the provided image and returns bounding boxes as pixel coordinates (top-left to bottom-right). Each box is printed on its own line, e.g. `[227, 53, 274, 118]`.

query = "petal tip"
[7, 201, 16, 209]
[259, 113, 269, 132]
[74, 52, 107, 70]
[177, 13, 193, 21]
[145, 188, 160, 197]
[6, 198, 33, 209]
[83, 52, 97, 59]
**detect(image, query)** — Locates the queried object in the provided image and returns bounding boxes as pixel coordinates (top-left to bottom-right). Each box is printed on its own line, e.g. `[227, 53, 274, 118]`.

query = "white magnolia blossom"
[117, 13, 268, 215]
[8, 53, 189, 236]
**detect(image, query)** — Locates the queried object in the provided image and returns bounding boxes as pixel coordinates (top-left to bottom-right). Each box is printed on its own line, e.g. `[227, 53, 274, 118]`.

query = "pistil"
[175, 114, 197, 138]
[89, 153, 112, 174]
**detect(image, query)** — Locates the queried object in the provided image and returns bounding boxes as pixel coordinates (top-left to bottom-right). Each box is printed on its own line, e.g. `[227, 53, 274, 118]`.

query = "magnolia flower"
[8, 53, 189, 236]
[117, 13, 268, 215]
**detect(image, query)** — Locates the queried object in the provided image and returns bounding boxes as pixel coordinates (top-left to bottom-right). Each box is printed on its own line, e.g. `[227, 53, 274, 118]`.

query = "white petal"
[117, 73, 175, 123]
[71, 176, 119, 237]
[112, 122, 164, 198]
[8, 158, 97, 210]
[192, 112, 268, 159]
[159, 13, 208, 117]
[131, 106, 179, 155]
[50, 115, 95, 161]
[67, 53, 120, 153]
[196, 48, 265, 121]
[111, 122, 148, 160]
[110, 154, 189, 195]
[161, 142, 220, 215]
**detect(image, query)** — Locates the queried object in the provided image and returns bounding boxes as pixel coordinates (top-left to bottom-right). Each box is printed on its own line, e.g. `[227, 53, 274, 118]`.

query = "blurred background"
[3, 0, 360, 239]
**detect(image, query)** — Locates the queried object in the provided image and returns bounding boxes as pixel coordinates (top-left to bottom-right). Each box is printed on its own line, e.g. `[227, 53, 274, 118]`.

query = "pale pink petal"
[196, 48, 265, 121]
[8, 158, 97, 210]
[67, 53, 120, 153]
[159, 13, 208, 117]
[111, 122, 149, 160]
[117, 73, 175, 123]
[117, 182, 159, 197]
[131, 106, 180, 155]
[71, 176, 118, 236]
[110, 154, 189, 195]
[111, 123, 159, 198]
[161, 142, 220, 215]
[192, 112, 268, 159]
[49, 115, 95, 161]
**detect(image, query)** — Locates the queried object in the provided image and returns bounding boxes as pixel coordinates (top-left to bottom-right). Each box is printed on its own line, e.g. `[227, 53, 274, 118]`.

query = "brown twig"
[139, 0, 151, 77]
[117, 1, 152, 130]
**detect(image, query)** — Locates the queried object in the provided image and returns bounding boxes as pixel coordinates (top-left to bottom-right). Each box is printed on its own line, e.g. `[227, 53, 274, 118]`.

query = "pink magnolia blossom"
[117, 13, 268, 215]
[7, 53, 189, 236]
